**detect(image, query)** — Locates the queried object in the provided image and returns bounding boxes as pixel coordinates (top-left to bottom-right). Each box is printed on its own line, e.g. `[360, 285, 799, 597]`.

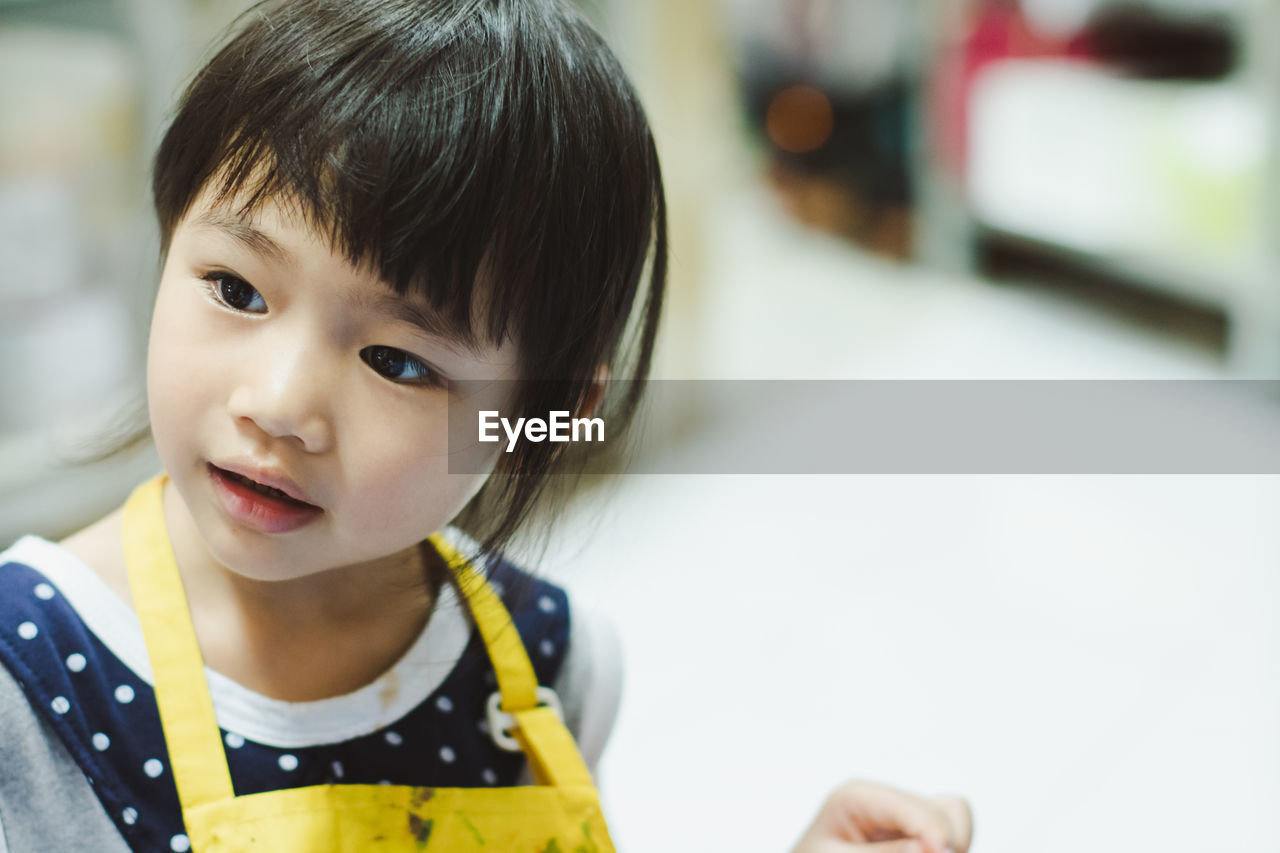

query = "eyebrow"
[348, 288, 485, 357]
[190, 207, 485, 356]
[190, 208, 294, 266]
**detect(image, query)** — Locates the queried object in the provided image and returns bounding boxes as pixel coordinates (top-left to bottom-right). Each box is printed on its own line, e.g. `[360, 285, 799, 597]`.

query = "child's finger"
[858, 840, 933, 853]
[820, 779, 956, 853]
[931, 795, 973, 853]
[796, 838, 930, 853]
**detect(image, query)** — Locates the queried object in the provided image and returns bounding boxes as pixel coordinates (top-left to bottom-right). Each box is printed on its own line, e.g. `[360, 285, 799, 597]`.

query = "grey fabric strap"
[0, 663, 130, 853]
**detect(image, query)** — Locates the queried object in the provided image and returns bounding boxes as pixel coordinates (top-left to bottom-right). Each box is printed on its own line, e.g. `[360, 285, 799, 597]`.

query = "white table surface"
[529, 187, 1280, 852]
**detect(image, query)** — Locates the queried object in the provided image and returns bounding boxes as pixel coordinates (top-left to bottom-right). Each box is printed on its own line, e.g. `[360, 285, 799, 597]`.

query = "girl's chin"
[203, 540, 333, 584]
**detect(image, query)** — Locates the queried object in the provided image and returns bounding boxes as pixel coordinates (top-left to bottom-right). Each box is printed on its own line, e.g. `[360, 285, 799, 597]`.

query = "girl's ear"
[540, 365, 610, 469]
[577, 364, 610, 420]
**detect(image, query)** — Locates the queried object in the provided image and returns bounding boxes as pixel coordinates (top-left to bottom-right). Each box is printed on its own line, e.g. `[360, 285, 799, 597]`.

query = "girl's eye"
[200, 272, 266, 313]
[360, 345, 445, 389]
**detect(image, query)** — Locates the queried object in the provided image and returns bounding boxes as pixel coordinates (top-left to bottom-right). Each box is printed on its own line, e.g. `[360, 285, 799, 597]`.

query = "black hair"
[139, 0, 667, 569]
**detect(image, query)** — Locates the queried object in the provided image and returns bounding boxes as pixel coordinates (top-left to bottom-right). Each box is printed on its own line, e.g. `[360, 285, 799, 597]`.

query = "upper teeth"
[229, 472, 294, 501]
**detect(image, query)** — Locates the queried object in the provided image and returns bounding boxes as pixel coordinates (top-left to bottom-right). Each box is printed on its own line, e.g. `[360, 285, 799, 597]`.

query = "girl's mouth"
[218, 467, 315, 505]
[208, 464, 323, 534]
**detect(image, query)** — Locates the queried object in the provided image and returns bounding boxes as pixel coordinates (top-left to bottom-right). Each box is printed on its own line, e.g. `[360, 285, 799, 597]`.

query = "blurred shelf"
[947, 49, 1280, 375]
[976, 222, 1241, 316]
[967, 60, 1264, 308]
[977, 225, 1229, 357]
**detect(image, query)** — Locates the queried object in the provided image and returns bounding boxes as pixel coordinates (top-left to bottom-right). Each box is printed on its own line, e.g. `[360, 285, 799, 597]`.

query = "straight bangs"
[154, 0, 664, 380]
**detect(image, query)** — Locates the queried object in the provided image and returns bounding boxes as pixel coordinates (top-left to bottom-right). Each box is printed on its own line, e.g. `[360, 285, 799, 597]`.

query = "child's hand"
[790, 779, 973, 853]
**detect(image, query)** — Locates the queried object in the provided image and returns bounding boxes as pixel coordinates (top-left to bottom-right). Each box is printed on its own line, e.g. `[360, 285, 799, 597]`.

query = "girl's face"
[147, 186, 519, 583]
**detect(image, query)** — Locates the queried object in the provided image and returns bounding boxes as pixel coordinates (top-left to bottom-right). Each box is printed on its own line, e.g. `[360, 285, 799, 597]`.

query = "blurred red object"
[932, 1, 1092, 179]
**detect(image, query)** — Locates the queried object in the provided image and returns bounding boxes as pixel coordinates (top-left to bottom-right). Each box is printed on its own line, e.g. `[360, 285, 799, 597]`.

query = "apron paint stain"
[408, 815, 432, 847]
[458, 813, 485, 845]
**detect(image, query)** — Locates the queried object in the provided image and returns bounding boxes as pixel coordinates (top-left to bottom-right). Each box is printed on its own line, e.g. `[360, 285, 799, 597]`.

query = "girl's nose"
[226, 342, 334, 454]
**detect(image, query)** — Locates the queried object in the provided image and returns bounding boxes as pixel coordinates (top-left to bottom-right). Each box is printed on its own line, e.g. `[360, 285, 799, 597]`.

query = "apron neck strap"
[425, 533, 595, 788]
[123, 473, 593, 812]
[123, 474, 235, 808]
[425, 533, 540, 711]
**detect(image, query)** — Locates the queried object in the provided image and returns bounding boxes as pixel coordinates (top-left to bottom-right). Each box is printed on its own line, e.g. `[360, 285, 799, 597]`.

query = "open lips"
[209, 465, 320, 509]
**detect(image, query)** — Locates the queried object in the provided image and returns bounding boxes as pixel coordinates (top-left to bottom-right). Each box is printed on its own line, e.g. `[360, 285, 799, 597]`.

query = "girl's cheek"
[345, 458, 486, 540]
[146, 282, 218, 447]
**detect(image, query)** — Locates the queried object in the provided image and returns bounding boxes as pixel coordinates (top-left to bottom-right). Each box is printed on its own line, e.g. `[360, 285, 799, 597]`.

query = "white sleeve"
[557, 599, 623, 776]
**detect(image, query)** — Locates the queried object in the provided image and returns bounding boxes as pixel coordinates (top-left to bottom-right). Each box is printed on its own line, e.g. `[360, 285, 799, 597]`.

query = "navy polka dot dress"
[0, 536, 569, 853]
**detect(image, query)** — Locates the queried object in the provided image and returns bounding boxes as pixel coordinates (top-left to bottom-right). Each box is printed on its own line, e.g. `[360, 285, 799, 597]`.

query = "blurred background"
[1, 0, 1278, 850]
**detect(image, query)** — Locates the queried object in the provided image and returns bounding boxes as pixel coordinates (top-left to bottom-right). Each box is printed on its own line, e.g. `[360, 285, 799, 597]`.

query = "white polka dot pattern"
[0, 550, 573, 843]
[33, 583, 55, 600]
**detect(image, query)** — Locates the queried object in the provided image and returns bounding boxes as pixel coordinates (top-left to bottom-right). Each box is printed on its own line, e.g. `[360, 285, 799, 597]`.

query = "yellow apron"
[122, 474, 614, 851]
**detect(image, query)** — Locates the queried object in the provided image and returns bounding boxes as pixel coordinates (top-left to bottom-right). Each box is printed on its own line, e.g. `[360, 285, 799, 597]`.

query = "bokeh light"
[765, 84, 834, 154]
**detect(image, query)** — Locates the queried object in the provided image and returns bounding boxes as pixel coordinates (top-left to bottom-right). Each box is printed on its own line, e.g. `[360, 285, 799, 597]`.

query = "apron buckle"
[485, 687, 564, 752]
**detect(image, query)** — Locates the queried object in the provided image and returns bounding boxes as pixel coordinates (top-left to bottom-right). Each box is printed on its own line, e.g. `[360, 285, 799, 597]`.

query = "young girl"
[0, 1, 971, 851]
